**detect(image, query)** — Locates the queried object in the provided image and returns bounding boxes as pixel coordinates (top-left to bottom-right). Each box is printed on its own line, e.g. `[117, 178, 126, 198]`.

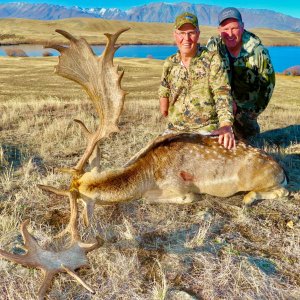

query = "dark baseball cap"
[218, 7, 242, 25]
[174, 12, 199, 29]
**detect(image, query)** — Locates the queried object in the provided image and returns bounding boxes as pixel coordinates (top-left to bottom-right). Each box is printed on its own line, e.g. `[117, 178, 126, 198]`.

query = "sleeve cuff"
[219, 119, 233, 127]
[158, 86, 170, 98]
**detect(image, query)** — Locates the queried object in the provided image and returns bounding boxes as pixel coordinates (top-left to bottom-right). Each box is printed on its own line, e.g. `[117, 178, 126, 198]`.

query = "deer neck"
[77, 159, 155, 203]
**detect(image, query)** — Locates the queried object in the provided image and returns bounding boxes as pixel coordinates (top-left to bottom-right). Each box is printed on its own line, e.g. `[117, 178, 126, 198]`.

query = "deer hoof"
[242, 191, 257, 206]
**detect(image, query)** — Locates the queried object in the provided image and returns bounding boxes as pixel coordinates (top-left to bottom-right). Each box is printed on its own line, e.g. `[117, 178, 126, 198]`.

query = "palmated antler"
[48, 28, 129, 174]
[0, 191, 102, 300]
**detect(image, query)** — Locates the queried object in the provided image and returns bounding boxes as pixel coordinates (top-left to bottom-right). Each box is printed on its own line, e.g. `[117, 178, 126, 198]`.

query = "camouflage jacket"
[158, 46, 233, 133]
[206, 30, 275, 117]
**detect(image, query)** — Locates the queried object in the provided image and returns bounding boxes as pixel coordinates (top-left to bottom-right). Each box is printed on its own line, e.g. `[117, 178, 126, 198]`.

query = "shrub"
[42, 51, 53, 57]
[5, 48, 28, 57]
[0, 33, 17, 40]
[282, 65, 300, 76]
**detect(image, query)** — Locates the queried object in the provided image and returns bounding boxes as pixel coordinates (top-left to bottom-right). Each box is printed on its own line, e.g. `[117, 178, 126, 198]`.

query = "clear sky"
[1, 0, 300, 18]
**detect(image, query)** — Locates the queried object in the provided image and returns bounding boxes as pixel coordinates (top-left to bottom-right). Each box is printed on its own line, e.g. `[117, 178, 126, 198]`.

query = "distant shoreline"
[1, 42, 300, 47]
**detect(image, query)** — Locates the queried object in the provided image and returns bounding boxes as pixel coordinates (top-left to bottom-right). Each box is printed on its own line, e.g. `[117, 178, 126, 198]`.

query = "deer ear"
[179, 171, 194, 182]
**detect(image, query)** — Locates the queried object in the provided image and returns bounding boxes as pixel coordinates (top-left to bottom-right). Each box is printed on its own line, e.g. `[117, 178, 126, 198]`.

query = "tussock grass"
[0, 56, 299, 299]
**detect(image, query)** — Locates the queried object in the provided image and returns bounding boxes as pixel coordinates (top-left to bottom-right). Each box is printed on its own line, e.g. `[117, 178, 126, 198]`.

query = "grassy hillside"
[0, 54, 299, 299]
[1, 18, 300, 46]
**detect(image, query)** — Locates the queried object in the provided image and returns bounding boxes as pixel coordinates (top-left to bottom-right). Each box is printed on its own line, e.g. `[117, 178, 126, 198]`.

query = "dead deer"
[36, 28, 288, 226]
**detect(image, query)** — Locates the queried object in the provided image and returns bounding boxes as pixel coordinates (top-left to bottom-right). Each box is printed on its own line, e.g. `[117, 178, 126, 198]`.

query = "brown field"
[0, 46, 300, 299]
[1, 18, 300, 46]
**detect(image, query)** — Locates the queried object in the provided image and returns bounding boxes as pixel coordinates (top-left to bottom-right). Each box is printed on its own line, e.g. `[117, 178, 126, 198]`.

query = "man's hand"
[211, 125, 235, 149]
[159, 97, 169, 117]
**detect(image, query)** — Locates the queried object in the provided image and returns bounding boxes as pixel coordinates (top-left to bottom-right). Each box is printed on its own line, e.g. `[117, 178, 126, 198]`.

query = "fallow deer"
[0, 28, 288, 298]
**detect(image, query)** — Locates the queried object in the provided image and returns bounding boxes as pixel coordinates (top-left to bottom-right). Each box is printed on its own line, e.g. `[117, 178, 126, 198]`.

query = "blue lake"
[0, 44, 299, 73]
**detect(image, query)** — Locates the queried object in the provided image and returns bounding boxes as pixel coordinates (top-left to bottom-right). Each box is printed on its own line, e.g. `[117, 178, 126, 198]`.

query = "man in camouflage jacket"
[159, 12, 235, 149]
[207, 7, 275, 139]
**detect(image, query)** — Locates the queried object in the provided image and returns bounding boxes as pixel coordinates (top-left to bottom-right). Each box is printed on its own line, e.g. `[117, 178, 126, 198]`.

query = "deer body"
[77, 134, 287, 209]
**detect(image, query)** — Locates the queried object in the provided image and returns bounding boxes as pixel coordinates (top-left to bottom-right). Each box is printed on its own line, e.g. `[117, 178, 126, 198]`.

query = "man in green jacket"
[159, 12, 235, 149]
[207, 7, 275, 139]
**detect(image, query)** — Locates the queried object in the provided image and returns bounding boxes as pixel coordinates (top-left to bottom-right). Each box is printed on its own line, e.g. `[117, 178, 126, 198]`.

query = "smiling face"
[174, 23, 200, 58]
[218, 18, 244, 56]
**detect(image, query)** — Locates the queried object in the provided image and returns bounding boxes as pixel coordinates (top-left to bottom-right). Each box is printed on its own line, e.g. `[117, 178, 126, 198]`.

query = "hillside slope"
[1, 18, 300, 46]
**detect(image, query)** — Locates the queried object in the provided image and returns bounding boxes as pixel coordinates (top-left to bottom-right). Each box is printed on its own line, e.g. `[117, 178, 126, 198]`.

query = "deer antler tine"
[0, 245, 29, 265]
[0, 220, 37, 266]
[74, 119, 91, 138]
[55, 29, 78, 43]
[79, 236, 104, 252]
[38, 184, 69, 197]
[21, 219, 40, 250]
[44, 44, 67, 53]
[118, 69, 125, 84]
[61, 264, 95, 294]
[103, 27, 130, 61]
[38, 270, 56, 300]
[104, 27, 130, 42]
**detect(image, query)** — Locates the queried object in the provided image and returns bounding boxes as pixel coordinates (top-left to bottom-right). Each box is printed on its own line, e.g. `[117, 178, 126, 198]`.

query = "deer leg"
[243, 186, 289, 206]
[142, 189, 201, 204]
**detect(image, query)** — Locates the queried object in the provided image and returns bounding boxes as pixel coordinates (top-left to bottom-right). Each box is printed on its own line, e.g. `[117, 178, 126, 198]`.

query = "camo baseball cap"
[218, 7, 243, 25]
[174, 12, 199, 29]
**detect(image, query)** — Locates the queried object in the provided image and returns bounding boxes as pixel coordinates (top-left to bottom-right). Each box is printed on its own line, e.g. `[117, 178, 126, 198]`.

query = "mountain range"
[1, 2, 300, 32]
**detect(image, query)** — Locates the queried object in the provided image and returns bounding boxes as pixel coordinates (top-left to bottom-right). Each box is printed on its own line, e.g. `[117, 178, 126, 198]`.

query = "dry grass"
[0, 18, 300, 46]
[0, 55, 300, 300]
